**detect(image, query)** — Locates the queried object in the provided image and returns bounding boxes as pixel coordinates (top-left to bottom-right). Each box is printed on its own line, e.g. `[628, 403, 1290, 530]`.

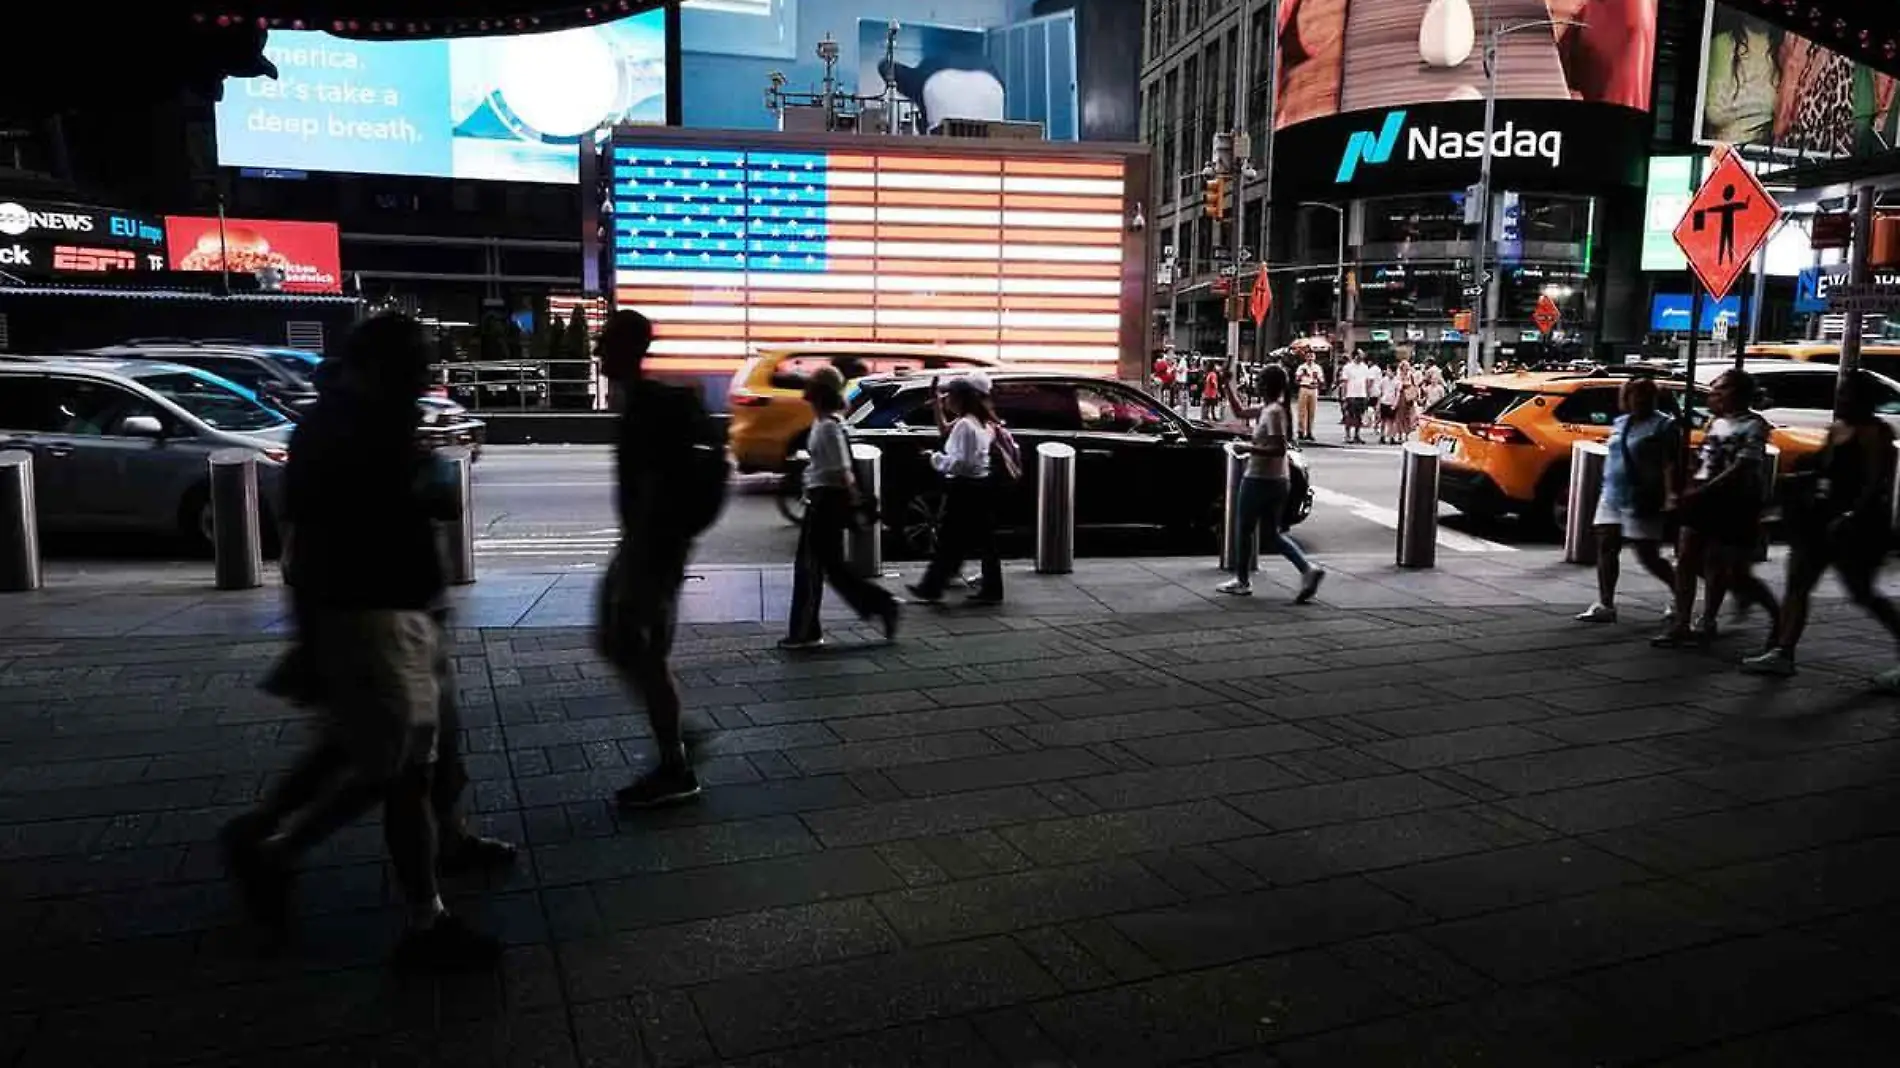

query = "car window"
[0, 375, 55, 432]
[993, 382, 1081, 431]
[1552, 388, 1621, 427]
[40, 377, 167, 436]
[1077, 385, 1169, 434]
[1756, 371, 1838, 412]
[1428, 384, 1531, 424]
[198, 357, 273, 391]
[131, 371, 288, 433]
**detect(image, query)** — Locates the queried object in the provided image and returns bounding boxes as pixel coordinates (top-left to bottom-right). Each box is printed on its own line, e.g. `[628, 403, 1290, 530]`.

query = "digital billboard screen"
[1693, 1, 1899, 157]
[607, 139, 1132, 377]
[163, 217, 343, 294]
[0, 200, 167, 279]
[215, 9, 667, 183]
[1275, 0, 1657, 131]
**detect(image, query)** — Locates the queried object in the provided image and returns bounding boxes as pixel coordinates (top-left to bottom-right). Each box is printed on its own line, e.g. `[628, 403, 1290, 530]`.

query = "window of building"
[1504, 194, 1594, 246]
[1354, 262, 1465, 322]
[1160, 70, 1178, 204]
[1361, 194, 1469, 247]
[1180, 57, 1199, 175]
[1498, 265, 1593, 325]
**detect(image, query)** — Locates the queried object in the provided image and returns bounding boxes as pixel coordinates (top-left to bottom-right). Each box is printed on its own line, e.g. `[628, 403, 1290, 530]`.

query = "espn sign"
[52, 245, 138, 273]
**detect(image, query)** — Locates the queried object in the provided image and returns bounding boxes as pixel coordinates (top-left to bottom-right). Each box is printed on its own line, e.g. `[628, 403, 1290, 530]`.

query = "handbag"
[1618, 422, 1669, 518]
[990, 425, 1023, 483]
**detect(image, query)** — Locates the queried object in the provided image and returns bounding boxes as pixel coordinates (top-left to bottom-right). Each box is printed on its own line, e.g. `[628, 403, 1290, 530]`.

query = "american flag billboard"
[605, 137, 1141, 378]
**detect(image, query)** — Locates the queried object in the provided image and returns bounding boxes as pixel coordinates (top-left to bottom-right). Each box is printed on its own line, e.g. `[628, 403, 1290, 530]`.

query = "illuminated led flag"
[607, 144, 1130, 374]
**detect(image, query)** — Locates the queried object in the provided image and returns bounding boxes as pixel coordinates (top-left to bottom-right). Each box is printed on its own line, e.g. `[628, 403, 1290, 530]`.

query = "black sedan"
[844, 371, 1313, 558]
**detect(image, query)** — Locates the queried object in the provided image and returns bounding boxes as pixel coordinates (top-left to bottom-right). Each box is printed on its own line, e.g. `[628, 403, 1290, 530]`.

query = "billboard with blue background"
[215, 8, 666, 183]
[1650, 293, 1740, 333]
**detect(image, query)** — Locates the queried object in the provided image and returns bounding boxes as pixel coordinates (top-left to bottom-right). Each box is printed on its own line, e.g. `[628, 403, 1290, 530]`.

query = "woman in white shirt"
[783, 368, 900, 650]
[1376, 366, 1403, 444]
[1219, 365, 1325, 601]
[907, 377, 1003, 604]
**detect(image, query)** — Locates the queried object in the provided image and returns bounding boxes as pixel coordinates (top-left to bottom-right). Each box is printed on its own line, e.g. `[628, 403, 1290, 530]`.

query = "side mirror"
[119, 415, 165, 438]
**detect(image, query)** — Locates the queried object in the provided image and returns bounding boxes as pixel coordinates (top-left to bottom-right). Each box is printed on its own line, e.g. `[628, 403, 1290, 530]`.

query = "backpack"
[666, 385, 730, 537]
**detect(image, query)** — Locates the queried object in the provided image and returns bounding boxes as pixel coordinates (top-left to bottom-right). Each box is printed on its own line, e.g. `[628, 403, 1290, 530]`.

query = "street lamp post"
[1465, 13, 1585, 376]
[1207, 133, 1259, 377]
[1299, 200, 1346, 367]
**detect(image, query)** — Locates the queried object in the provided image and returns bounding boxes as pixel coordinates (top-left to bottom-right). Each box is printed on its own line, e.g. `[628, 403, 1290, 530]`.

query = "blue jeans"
[1235, 476, 1312, 586]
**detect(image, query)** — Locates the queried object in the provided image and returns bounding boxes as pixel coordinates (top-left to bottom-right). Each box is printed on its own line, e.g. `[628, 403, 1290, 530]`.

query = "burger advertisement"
[162, 216, 343, 294]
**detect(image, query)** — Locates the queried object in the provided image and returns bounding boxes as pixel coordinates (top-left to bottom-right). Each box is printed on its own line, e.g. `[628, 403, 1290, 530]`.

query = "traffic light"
[1452, 310, 1475, 333]
[1202, 176, 1228, 221]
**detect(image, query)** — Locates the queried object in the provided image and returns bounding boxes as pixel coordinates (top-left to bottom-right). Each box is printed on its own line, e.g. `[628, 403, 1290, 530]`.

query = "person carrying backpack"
[597, 311, 728, 809]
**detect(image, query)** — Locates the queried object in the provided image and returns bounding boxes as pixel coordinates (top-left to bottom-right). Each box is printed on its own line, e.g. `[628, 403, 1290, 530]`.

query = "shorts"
[1591, 495, 1667, 543]
[302, 608, 441, 777]
[597, 542, 688, 674]
[1679, 489, 1760, 550]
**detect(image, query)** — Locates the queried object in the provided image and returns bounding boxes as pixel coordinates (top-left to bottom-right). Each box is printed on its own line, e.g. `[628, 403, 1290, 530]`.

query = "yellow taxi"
[726, 344, 997, 472]
[1417, 369, 1826, 531]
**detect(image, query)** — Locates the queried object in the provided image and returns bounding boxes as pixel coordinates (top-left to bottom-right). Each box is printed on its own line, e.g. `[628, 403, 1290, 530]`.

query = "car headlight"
[420, 410, 440, 425]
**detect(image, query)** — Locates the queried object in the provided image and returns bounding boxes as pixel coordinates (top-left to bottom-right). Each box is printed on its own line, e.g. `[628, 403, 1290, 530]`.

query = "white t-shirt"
[931, 415, 994, 479]
[1342, 363, 1373, 399]
[1379, 374, 1401, 406]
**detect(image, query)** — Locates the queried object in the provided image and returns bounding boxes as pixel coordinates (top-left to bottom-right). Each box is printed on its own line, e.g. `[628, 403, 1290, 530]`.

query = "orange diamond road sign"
[1673, 151, 1781, 303]
[1249, 264, 1273, 328]
[1532, 293, 1561, 334]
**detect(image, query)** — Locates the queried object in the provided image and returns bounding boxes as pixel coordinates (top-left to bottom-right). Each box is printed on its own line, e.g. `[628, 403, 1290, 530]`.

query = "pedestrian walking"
[1395, 357, 1422, 436]
[1376, 365, 1402, 444]
[1217, 365, 1326, 601]
[1654, 369, 1781, 648]
[222, 314, 500, 970]
[597, 310, 730, 809]
[909, 376, 1005, 605]
[1340, 350, 1372, 444]
[1576, 377, 1679, 624]
[1421, 361, 1448, 410]
[1154, 353, 1178, 410]
[1743, 371, 1900, 684]
[782, 367, 901, 650]
[1201, 364, 1224, 422]
[1293, 349, 1326, 441]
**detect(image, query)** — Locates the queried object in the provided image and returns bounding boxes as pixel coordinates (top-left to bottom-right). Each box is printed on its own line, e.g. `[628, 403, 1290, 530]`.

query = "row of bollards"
[0, 446, 479, 594]
[1561, 440, 1782, 567]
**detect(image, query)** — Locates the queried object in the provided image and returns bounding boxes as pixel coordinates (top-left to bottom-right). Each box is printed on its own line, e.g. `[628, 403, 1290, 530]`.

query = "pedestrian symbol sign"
[1673, 152, 1780, 303]
[1532, 293, 1561, 335]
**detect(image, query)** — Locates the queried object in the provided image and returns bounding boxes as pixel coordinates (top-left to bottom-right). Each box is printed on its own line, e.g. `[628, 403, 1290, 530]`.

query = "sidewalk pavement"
[4, 550, 1900, 1065]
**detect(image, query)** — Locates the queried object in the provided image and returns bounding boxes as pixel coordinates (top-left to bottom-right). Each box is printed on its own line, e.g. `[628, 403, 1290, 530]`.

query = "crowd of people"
[1152, 346, 1455, 445]
[1579, 368, 1900, 689]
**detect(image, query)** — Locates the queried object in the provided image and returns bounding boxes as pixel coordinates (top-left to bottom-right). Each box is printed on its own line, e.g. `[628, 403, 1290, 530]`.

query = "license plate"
[1435, 438, 1458, 457]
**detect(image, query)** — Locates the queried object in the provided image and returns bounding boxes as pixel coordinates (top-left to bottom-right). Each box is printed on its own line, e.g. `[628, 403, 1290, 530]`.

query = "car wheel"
[900, 489, 949, 557]
[776, 467, 807, 526]
[1533, 474, 1569, 538]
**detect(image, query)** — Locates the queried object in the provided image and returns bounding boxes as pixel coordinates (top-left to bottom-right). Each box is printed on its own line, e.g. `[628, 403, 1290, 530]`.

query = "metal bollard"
[438, 446, 476, 586]
[1219, 442, 1259, 574]
[1891, 441, 1900, 537]
[1035, 442, 1076, 575]
[1563, 442, 1609, 566]
[210, 450, 263, 590]
[0, 450, 41, 592]
[848, 443, 882, 580]
[1396, 442, 1440, 569]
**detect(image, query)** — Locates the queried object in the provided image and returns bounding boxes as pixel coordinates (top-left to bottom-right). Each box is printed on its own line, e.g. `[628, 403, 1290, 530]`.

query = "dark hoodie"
[283, 374, 447, 611]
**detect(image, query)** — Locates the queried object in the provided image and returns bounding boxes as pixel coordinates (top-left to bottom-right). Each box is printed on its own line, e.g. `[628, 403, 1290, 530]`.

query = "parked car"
[1418, 369, 1826, 532]
[845, 371, 1313, 558]
[1681, 358, 1900, 434]
[84, 343, 487, 458]
[0, 357, 291, 550]
[728, 344, 999, 475]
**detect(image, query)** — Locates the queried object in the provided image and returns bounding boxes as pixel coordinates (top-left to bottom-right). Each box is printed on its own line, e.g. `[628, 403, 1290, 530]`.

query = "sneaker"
[1575, 602, 1618, 624]
[220, 817, 293, 945]
[1740, 648, 1797, 677]
[904, 583, 943, 605]
[1215, 579, 1254, 597]
[777, 635, 827, 651]
[878, 602, 900, 643]
[615, 764, 702, 809]
[1295, 568, 1326, 605]
[392, 913, 502, 973]
[437, 833, 519, 876]
[1649, 628, 1695, 649]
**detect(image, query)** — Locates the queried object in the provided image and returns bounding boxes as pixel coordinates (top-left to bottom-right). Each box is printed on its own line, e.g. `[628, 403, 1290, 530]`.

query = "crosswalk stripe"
[1310, 488, 1517, 554]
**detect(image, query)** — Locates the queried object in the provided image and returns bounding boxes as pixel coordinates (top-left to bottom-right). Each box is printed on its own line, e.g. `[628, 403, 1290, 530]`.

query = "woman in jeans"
[1743, 371, 1900, 684]
[1576, 377, 1679, 624]
[1217, 364, 1326, 601]
[1654, 369, 1781, 648]
[782, 367, 900, 650]
[908, 377, 1003, 605]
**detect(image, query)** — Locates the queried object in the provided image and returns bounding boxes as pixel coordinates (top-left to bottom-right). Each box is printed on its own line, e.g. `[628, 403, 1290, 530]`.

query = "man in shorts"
[223, 315, 499, 971]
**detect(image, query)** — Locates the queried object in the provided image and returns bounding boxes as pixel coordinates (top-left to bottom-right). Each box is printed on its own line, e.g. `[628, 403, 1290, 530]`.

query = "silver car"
[0, 358, 291, 549]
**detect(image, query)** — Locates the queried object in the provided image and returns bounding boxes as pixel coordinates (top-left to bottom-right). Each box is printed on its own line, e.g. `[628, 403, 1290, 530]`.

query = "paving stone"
[1217, 806, 1546, 885]
[1364, 839, 1657, 920]
[1109, 877, 1420, 970]
[782, 731, 1007, 774]
[883, 747, 1113, 797]
[721, 1018, 1006, 1068]
[999, 799, 1268, 866]
[872, 859, 1181, 945]
[1225, 772, 1476, 830]
[1118, 723, 1330, 766]
[591, 848, 903, 930]
[825, 704, 1025, 742]
[1497, 773, 1735, 835]
[911, 830, 1032, 880]
[801, 786, 1064, 848]
[690, 937, 1059, 1058]
[532, 815, 819, 884]
[1354, 725, 1569, 770]
[1447, 743, 1687, 796]
[559, 898, 900, 999]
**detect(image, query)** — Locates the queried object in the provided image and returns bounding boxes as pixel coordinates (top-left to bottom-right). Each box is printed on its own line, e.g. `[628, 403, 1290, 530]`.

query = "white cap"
[963, 370, 993, 394]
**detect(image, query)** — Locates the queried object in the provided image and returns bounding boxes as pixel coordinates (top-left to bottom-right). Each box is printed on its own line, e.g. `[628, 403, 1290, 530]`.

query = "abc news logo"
[0, 201, 97, 237]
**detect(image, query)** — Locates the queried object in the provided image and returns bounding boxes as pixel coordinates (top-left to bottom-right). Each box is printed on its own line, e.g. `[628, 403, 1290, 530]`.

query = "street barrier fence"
[1564, 442, 1609, 567]
[0, 450, 41, 593]
[1397, 443, 1440, 569]
[1035, 442, 1076, 575]
[849, 444, 882, 580]
[1220, 443, 1260, 574]
[210, 451, 263, 591]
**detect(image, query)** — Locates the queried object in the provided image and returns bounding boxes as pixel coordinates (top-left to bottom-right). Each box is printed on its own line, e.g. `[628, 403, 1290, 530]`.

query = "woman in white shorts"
[1577, 377, 1680, 624]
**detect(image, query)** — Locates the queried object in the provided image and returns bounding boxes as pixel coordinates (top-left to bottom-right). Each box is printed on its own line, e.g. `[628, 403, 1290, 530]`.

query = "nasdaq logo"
[1335, 111, 1407, 184]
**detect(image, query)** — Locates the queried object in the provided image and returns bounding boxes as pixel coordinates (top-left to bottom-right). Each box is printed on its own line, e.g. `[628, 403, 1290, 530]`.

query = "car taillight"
[427, 385, 448, 398]
[731, 394, 772, 408]
[261, 447, 289, 464]
[1469, 423, 1532, 445]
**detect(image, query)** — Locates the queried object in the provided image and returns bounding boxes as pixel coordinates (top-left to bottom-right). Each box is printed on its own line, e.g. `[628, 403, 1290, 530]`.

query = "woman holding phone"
[909, 375, 1004, 605]
[1218, 365, 1325, 602]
